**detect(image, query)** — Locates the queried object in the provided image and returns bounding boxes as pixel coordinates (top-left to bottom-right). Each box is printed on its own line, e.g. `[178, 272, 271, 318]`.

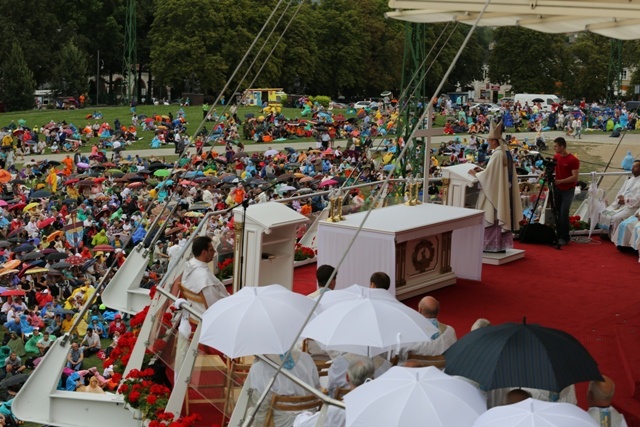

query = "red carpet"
[293, 240, 640, 425]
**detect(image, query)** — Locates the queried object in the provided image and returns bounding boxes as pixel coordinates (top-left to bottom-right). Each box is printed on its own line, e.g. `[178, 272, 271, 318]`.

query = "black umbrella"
[10, 179, 25, 185]
[45, 252, 69, 262]
[82, 258, 97, 272]
[62, 198, 77, 205]
[7, 237, 27, 244]
[222, 175, 239, 183]
[27, 260, 46, 268]
[244, 113, 255, 118]
[21, 252, 44, 261]
[46, 268, 63, 276]
[443, 321, 603, 392]
[0, 373, 29, 388]
[30, 190, 52, 199]
[277, 173, 295, 182]
[147, 162, 167, 171]
[13, 244, 35, 253]
[50, 261, 72, 269]
[0, 241, 11, 248]
[47, 160, 62, 166]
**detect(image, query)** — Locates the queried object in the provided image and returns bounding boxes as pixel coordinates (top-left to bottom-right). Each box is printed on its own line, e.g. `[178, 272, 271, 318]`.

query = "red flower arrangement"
[216, 257, 234, 280]
[119, 368, 171, 419]
[294, 243, 316, 261]
[148, 411, 202, 427]
[569, 215, 588, 231]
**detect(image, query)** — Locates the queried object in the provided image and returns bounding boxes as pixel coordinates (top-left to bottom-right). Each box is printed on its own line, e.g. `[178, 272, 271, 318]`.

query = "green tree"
[488, 27, 567, 94]
[0, 0, 64, 86]
[562, 33, 612, 102]
[0, 39, 36, 111]
[51, 40, 90, 97]
[148, 0, 227, 95]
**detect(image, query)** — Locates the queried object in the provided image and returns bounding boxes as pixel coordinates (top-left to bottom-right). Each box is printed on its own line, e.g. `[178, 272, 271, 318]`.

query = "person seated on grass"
[80, 327, 101, 358]
[66, 341, 83, 371]
[24, 328, 43, 354]
[5, 333, 25, 358]
[61, 312, 74, 335]
[107, 314, 126, 338]
[105, 330, 120, 358]
[3, 352, 25, 374]
[78, 375, 106, 394]
[35, 331, 55, 356]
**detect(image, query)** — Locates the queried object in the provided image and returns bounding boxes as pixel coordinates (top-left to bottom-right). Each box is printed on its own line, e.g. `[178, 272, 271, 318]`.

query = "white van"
[514, 93, 561, 112]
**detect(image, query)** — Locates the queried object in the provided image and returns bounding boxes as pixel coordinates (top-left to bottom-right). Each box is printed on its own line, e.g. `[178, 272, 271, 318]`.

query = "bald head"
[588, 375, 615, 407]
[505, 389, 531, 405]
[418, 296, 440, 318]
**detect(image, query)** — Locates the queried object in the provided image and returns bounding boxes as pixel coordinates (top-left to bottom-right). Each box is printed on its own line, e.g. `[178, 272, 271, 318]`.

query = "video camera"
[541, 157, 556, 177]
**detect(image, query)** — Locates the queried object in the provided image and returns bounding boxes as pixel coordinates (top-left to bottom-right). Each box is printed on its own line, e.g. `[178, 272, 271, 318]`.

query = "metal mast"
[399, 22, 428, 176]
[122, 0, 137, 104]
[607, 39, 622, 103]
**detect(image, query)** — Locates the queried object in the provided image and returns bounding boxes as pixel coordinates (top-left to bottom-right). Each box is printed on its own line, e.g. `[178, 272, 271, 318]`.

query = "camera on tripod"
[541, 157, 556, 177]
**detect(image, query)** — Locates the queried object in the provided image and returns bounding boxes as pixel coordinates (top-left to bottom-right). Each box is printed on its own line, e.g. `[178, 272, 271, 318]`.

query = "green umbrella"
[153, 169, 171, 177]
[107, 168, 123, 174]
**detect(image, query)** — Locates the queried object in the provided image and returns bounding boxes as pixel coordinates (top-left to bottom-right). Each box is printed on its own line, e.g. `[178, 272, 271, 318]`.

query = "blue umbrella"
[13, 244, 35, 253]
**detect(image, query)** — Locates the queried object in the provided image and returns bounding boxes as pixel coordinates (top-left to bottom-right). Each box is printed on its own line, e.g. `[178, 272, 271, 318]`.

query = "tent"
[386, 1, 640, 40]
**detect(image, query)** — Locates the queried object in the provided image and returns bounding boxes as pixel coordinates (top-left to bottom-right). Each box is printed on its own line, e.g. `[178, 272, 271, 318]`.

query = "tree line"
[0, 0, 636, 112]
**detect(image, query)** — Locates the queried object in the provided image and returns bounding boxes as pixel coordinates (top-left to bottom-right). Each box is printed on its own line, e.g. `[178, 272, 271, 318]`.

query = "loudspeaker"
[518, 223, 556, 244]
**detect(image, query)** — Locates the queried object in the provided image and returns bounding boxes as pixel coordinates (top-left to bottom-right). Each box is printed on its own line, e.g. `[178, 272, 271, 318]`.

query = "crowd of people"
[435, 96, 640, 138]
[0, 93, 633, 425]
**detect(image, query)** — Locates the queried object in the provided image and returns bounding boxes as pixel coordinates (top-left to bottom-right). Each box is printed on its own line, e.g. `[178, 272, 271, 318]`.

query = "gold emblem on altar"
[411, 239, 435, 272]
[327, 187, 346, 222]
[404, 175, 422, 206]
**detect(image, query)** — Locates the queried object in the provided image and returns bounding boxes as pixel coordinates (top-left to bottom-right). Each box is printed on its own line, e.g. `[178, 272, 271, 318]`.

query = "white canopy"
[386, 0, 640, 40]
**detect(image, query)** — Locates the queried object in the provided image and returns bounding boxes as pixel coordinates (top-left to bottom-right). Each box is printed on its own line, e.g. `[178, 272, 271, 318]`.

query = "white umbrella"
[199, 284, 315, 358]
[315, 284, 397, 310]
[345, 366, 487, 427]
[472, 398, 597, 427]
[586, 172, 606, 238]
[302, 285, 437, 356]
[264, 149, 279, 157]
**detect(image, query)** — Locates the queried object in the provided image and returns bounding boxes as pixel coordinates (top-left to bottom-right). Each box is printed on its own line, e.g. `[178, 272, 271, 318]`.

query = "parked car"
[331, 102, 349, 109]
[470, 103, 501, 114]
[353, 101, 372, 110]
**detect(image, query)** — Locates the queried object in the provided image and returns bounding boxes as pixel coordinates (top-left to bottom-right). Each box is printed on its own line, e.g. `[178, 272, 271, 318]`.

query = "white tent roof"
[386, 0, 640, 40]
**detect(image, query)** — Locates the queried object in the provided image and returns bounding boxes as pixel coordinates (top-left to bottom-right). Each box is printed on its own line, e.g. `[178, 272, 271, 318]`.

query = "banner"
[64, 221, 84, 248]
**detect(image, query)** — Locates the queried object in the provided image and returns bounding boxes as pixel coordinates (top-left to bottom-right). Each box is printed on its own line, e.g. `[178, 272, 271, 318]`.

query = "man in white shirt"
[307, 264, 336, 299]
[181, 236, 229, 312]
[587, 376, 628, 427]
[599, 160, 640, 239]
[294, 356, 375, 427]
[248, 351, 320, 427]
[399, 296, 457, 363]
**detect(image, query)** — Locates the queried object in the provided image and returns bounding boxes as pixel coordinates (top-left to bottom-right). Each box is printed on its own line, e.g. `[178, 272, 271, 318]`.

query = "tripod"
[519, 167, 561, 249]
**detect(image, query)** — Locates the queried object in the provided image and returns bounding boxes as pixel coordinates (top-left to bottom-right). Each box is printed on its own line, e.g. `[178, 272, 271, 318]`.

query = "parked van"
[514, 93, 561, 112]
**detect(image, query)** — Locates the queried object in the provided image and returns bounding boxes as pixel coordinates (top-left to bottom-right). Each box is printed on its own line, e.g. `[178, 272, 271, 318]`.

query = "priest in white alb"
[599, 159, 640, 239]
[469, 119, 523, 252]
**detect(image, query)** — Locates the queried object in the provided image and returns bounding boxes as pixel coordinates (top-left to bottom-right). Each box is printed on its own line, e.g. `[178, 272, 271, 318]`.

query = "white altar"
[317, 203, 484, 300]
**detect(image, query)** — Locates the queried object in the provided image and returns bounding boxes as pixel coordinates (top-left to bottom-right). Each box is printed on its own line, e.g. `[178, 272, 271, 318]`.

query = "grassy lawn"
[0, 105, 352, 153]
